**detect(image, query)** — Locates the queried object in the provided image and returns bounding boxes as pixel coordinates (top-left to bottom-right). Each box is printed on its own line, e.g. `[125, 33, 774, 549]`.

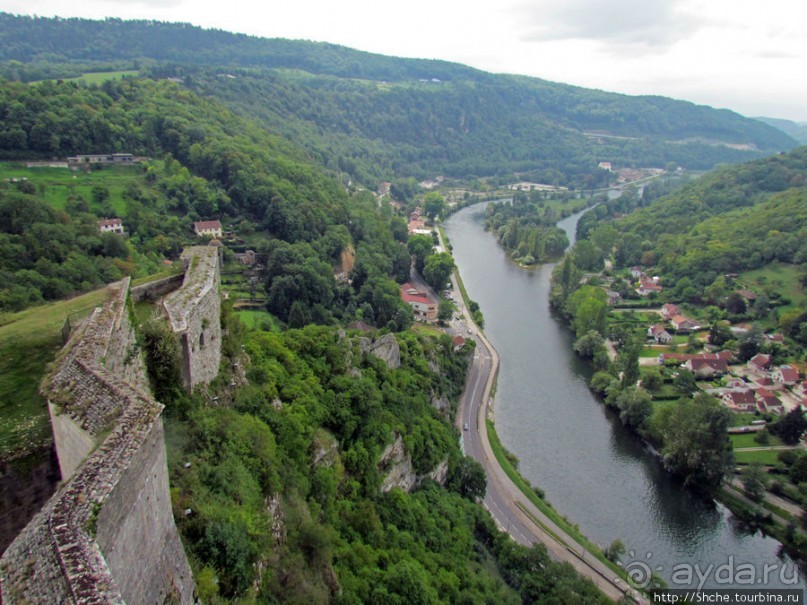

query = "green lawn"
[235, 309, 281, 331]
[734, 449, 782, 465]
[0, 161, 150, 215]
[0, 287, 110, 459]
[729, 432, 783, 449]
[729, 412, 759, 427]
[411, 323, 445, 338]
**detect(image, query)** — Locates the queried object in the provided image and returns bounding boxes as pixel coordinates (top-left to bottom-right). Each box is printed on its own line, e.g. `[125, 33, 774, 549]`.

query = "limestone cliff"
[378, 433, 449, 493]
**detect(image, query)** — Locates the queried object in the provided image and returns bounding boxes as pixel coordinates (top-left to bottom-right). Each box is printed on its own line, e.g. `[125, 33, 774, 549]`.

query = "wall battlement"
[163, 246, 221, 391]
[0, 254, 221, 603]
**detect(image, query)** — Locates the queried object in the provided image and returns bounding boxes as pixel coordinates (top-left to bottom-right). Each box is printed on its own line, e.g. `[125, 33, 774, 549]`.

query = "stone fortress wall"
[163, 246, 221, 392]
[0, 246, 221, 603]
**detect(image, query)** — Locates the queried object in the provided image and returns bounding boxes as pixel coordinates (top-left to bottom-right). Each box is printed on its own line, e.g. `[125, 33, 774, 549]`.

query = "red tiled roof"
[194, 220, 222, 231]
[400, 283, 434, 306]
[727, 390, 755, 405]
[98, 218, 122, 227]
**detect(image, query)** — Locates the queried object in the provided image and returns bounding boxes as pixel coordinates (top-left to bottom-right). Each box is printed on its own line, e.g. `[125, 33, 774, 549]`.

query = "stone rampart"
[0, 276, 197, 604]
[130, 273, 185, 303]
[163, 246, 221, 391]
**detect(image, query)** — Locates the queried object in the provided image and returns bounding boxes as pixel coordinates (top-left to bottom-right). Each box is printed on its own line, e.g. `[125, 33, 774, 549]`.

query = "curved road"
[442, 234, 644, 603]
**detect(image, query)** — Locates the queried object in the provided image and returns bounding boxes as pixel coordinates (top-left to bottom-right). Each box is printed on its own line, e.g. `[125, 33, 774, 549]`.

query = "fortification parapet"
[0, 276, 196, 604]
[163, 246, 221, 391]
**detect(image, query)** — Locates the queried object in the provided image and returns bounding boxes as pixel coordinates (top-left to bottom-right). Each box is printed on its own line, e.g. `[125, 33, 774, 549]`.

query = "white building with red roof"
[722, 389, 756, 412]
[193, 219, 222, 238]
[772, 365, 800, 385]
[98, 217, 124, 235]
[400, 283, 437, 321]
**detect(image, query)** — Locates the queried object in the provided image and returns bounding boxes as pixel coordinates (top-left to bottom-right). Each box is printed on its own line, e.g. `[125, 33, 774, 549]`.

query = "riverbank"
[443, 201, 798, 593]
[439, 217, 639, 601]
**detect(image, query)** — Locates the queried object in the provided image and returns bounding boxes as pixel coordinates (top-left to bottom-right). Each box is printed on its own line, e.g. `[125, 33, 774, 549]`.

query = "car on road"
[463, 423, 469, 431]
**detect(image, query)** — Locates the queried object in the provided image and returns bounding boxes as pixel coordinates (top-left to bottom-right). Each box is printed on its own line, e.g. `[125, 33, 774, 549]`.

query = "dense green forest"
[155, 315, 608, 602]
[482, 191, 584, 264]
[585, 147, 807, 295]
[0, 13, 798, 188]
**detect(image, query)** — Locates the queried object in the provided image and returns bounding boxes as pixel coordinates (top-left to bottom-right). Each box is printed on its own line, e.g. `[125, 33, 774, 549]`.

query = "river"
[444, 202, 802, 591]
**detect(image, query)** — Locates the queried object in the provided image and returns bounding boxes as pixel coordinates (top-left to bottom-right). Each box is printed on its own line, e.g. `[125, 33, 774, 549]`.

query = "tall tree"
[657, 393, 734, 489]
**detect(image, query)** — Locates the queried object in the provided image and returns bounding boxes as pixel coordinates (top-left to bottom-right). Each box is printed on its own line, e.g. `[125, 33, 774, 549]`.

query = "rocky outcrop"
[359, 333, 401, 369]
[378, 434, 448, 493]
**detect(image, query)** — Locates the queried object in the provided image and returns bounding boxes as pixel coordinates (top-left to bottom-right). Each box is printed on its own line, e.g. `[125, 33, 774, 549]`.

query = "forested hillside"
[0, 62, 611, 604]
[0, 13, 797, 188]
[604, 147, 807, 280]
[159, 317, 608, 602]
[572, 145, 807, 348]
[0, 77, 416, 327]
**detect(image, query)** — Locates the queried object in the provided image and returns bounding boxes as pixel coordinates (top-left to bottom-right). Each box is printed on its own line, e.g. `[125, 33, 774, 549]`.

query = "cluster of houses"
[647, 303, 701, 343]
[657, 346, 805, 416]
[716, 355, 803, 415]
[638, 296, 805, 417]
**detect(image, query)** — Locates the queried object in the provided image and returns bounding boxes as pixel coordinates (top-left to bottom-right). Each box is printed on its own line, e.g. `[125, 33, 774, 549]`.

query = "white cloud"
[513, 0, 702, 51]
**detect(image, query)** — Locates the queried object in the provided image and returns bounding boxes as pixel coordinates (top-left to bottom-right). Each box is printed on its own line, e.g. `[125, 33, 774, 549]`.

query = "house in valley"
[722, 389, 756, 412]
[400, 283, 437, 322]
[648, 324, 672, 344]
[772, 365, 800, 385]
[98, 217, 124, 235]
[193, 220, 223, 238]
[748, 353, 772, 373]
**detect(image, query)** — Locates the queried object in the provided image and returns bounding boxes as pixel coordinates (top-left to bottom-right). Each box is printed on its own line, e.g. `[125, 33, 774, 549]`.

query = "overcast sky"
[7, 0, 807, 122]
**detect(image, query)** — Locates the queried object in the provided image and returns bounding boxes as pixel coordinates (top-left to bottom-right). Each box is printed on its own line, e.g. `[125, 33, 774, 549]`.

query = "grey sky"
[5, 0, 807, 122]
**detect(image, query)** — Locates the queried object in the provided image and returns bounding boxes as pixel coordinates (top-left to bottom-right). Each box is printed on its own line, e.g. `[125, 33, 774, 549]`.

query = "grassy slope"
[0, 287, 110, 459]
[739, 262, 806, 315]
[0, 162, 150, 215]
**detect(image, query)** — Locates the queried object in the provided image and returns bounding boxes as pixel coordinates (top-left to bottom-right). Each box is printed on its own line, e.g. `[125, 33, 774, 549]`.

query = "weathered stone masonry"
[163, 246, 221, 392]
[0, 262, 220, 603]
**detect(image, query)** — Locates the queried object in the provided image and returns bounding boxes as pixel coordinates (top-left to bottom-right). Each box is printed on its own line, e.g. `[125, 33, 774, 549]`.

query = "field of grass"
[0, 161, 150, 215]
[0, 287, 110, 459]
[235, 309, 281, 332]
[734, 449, 782, 465]
[729, 412, 759, 427]
[730, 432, 783, 449]
[411, 323, 445, 338]
[59, 70, 139, 85]
[740, 262, 806, 313]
